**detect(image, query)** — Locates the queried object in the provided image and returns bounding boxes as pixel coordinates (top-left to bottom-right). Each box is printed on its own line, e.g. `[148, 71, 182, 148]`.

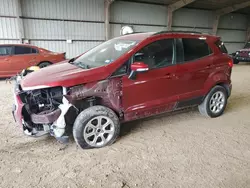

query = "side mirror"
[129, 62, 149, 80]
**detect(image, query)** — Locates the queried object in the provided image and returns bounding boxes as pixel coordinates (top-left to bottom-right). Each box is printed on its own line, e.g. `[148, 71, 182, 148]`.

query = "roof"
[0, 43, 38, 48]
[115, 32, 155, 40]
[116, 31, 219, 41]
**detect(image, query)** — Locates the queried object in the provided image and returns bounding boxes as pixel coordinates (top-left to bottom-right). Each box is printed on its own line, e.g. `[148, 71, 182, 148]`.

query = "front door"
[122, 38, 179, 121]
[0, 46, 13, 77]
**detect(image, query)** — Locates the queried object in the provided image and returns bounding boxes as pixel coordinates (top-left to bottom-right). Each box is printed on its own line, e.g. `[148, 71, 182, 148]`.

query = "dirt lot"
[0, 64, 250, 188]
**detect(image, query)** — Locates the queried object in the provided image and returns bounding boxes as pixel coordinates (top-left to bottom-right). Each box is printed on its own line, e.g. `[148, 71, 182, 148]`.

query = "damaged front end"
[13, 81, 77, 143]
[12, 70, 123, 143]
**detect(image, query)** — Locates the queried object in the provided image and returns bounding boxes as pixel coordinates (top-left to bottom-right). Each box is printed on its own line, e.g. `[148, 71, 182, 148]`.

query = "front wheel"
[198, 86, 228, 118]
[233, 59, 239, 64]
[73, 106, 120, 149]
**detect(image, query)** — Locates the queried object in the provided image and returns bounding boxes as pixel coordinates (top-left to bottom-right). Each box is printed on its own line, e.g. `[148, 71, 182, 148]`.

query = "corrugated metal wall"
[110, 1, 248, 53]
[0, 0, 248, 56]
[173, 8, 247, 53]
[0, 0, 17, 16]
[20, 0, 105, 58]
[110, 1, 167, 38]
[0, 0, 20, 43]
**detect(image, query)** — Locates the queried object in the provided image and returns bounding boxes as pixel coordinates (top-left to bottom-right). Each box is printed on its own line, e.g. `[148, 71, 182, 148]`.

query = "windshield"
[72, 38, 138, 69]
[244, 42, 250, 49]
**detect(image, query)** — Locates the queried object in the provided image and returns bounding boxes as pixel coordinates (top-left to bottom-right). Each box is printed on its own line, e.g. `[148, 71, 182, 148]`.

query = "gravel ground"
[0, 64, 250, 188]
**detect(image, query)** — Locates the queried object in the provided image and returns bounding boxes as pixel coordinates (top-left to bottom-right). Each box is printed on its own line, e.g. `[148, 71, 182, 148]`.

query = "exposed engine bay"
[18, 86, 76, 142]
[12, 67, 122, 143]
[24, 87, 63, 115]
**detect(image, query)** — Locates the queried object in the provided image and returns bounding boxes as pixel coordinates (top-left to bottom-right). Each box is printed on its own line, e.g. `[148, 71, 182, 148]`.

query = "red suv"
[13, 31, 233, 149]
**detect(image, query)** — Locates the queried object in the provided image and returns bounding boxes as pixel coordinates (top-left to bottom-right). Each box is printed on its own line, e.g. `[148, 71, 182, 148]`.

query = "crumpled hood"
[21, 61, 108, 91]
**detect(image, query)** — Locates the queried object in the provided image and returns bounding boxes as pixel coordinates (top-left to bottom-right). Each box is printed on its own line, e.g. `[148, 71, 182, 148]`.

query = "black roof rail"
[153, 30, 203, 35]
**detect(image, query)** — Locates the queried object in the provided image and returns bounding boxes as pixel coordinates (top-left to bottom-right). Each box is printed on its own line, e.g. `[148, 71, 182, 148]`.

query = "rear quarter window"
[182, 38, 212, 62]
[215, 40, 228, 54]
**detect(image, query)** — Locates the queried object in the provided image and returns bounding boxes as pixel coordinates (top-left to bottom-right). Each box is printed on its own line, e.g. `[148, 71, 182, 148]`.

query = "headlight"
[248, 52, 250, 56]
[236, 52, 239, 55]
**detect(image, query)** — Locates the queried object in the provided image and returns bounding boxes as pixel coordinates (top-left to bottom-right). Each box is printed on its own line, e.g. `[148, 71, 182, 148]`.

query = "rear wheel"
[73, 106, 120, 149]
[38, 61, 51, 68]
[233, 59, 239, 64]
[198, 86, 228, 118]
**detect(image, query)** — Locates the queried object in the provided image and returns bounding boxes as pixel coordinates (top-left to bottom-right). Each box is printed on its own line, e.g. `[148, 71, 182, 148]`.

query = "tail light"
[228, 59, 233, 68]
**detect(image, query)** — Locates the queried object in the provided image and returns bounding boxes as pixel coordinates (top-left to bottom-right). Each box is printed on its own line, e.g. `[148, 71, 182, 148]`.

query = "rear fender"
[203, 71, 230, 96]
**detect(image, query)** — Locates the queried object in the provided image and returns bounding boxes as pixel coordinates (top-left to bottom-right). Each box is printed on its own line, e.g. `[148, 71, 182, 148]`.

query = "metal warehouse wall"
[110, 1, 248, 53]
[110, 1, 167, 37]
[0, 0, 104, 58]
[0, 0, 248, 56]
[0, 0, 20, 44]
[21, 0, 105, 58]
[173, 8, 247, 53]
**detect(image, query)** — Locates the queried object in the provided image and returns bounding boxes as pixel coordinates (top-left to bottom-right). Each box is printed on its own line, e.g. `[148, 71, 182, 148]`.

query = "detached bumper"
[13, 93, 24, 127]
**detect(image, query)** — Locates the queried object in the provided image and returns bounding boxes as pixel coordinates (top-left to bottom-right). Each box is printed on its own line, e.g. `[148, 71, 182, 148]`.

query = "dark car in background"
[233, 42, 250, 64]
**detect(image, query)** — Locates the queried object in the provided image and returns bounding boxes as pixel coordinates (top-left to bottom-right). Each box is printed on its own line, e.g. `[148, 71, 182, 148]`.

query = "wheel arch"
[37, 61, 52, 66]
[203, 71, 231, 97]
[72, 96, 122, 119]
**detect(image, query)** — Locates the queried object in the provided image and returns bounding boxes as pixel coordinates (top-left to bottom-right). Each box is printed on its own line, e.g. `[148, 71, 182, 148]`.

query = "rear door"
[175, 37, 214, 100]
[0, 46, 13, 77]
[9, 46, 39, 74]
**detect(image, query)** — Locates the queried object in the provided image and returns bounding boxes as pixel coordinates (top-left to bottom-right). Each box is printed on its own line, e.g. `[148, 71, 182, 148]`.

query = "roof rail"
[153, 30, 203, 35]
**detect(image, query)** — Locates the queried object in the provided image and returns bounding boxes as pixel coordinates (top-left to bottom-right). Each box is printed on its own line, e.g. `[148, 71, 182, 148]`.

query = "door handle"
[206, 64, 213, 68]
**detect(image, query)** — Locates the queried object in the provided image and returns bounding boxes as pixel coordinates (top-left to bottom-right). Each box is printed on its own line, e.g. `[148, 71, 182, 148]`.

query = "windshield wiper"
[68, 57, 76, 63]
[73, 61, 90, 69]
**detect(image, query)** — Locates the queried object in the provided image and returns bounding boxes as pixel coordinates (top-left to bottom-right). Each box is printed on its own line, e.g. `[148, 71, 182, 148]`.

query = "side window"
[112, 60, 129, 77]
[215, 40, 228, 54]
[0, 46, 12, 56]
[182, 38, 212, 62]
[14, 46, 32, 55]
[31, 48, 38, 54]
[134, 39, 174, 69]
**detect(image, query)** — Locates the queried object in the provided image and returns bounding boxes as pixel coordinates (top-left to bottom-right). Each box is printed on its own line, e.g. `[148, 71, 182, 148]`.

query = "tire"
[73, 105, 120, 149]
[38, 62, 51, 68]
[198, 86, 228, 118]
[233, 59, 239, 64]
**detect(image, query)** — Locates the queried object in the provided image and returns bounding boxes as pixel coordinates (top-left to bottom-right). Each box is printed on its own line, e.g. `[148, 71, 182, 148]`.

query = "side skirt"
[175, 96, 204, 110]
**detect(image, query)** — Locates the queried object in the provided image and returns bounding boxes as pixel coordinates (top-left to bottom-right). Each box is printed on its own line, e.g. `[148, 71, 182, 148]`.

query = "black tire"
[198, 86, 228, 118]
[38, 61, 51, 68]
[233, 59, 239, 64]
[73, 105, 120, 149]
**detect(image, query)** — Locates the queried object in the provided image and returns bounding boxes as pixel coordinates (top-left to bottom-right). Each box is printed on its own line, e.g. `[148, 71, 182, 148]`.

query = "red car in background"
[0, 44, 65, 78]
[233, 42, 250, 64]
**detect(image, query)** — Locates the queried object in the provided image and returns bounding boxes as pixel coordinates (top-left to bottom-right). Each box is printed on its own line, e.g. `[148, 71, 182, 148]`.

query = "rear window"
[215, 40, 228, 54]
[14, 46, 38, 55]
[0, 46, 12, 56]
[15, 46, 32, 55]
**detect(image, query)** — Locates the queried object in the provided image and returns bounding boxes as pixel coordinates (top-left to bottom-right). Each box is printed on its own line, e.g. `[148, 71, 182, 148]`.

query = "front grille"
[240, 51, 249, 57]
